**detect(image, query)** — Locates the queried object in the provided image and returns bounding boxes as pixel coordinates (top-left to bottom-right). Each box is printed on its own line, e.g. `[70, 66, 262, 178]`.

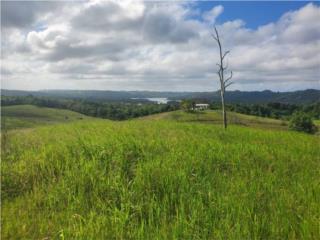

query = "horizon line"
[1, 88, 320, 93]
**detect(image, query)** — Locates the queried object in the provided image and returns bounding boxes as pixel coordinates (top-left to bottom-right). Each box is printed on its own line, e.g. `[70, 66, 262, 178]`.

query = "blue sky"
[196, 1, 319, 29]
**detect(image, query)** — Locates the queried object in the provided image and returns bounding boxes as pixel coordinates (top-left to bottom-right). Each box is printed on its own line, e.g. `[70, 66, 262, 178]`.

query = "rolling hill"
[1, 106, 319, 239]
[140, 110, 288, 130]
[2, 105, 287, 131]
[1, 105, 92, 130]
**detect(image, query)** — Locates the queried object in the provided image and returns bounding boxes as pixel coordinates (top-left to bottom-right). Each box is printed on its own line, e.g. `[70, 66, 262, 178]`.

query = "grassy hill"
[2, 105, 288, 131]
[141, 110, 288, 130]
[1, 105, 92, 130]
[1, 108, 319, 239]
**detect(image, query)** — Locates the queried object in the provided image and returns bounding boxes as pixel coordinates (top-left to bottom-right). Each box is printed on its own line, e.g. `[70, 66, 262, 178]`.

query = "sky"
[197, 1, 320, 28]
[1, 1, 320, 92]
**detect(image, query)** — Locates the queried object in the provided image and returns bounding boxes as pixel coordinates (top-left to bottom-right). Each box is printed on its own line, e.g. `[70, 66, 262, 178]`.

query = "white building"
[194, 103, 209, 110]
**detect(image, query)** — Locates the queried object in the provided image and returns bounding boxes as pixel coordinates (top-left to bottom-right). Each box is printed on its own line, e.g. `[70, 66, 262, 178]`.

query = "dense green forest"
[1, 95, 180, 120]
[224, 102, 320, 119]
[180, 99, 320, 120]
[2, 95, 319, 121]
[2, 89, 320, 104]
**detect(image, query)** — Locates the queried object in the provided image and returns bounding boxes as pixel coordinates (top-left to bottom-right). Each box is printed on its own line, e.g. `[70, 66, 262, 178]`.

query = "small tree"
[289, 111, 317, 134]
[212, 26, 233, 129]
[181, 99, 195, 112]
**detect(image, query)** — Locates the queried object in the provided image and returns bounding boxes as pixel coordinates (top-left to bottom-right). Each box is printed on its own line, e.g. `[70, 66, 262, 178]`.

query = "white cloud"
[202, 5, 224, 24]
[1, 2, 320, 91]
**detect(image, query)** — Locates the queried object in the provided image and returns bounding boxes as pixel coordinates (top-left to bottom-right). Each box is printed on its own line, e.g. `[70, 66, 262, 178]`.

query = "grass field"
[1, 105, 91, 130]
[1, 107, 320, 239]
[141, 110, 288, 130]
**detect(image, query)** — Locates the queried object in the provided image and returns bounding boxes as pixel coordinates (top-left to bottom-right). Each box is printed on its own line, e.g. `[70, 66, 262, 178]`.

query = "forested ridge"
[2, 95, 319, 121]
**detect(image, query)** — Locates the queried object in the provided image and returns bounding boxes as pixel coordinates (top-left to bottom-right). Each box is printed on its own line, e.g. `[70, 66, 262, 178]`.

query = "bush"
[180, 99, 195, 112]
[289, 111, 318, 134]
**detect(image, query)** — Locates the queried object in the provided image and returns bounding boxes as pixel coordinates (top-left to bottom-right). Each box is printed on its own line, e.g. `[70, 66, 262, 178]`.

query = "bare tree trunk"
[220, 89, 227, 129]
[212, 26, 233, 130]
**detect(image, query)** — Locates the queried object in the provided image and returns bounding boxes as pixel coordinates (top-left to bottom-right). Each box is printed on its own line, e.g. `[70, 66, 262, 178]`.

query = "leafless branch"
[222, 51, 230, 60]
[214, 27, 219, 40]
[224, 71, 233, 83]
[223, 61, 229, 71]
[217, 70, 222, 80]
[211, 32, 218, 41]
[224, 81, 234, 89]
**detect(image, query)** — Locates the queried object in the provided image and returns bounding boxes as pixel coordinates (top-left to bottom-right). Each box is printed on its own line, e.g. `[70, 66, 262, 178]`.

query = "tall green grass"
[2, 119, 319, 239]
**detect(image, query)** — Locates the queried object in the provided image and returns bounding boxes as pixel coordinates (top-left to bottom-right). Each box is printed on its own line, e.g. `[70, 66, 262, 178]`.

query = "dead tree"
[212, 26, 233, 129]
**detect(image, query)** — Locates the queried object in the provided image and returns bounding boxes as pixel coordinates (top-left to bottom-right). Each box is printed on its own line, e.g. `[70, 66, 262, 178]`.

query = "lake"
[131, 98, 169, 104]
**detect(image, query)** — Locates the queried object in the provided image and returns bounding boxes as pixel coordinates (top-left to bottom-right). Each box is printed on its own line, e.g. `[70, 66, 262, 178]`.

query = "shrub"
[180, 99, 195, 112]
[289, 111, 317, 134]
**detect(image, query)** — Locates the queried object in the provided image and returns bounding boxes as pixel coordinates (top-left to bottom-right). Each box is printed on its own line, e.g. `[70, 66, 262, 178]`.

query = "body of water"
[131, 97, 169, 104]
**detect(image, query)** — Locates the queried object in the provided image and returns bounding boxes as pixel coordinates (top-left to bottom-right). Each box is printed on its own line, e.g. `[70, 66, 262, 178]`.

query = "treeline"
[1, 95, 180, 120]
[2, 95, 319, 121]
[181, 99, 320, 120]
[212, 102, 320, 120]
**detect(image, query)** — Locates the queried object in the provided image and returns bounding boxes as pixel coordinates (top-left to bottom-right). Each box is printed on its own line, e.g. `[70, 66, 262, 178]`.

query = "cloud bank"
[1, 1, 320, 91]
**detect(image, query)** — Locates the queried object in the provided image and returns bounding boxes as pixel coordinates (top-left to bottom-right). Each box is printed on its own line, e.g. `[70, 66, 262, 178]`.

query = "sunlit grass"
[2, 117, 319, 239]
[142, 110, 287, 130]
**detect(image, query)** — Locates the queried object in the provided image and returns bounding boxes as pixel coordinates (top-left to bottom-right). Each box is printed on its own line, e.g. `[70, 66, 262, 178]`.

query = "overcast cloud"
[1, 1, 320, 91]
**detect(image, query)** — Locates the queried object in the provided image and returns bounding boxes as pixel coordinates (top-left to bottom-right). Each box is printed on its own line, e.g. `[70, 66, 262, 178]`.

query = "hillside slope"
[2, 118, 319, 239]
[1, 105, 92, 130]
[141, 110, 288, 130]
[1, 105, 289, 131]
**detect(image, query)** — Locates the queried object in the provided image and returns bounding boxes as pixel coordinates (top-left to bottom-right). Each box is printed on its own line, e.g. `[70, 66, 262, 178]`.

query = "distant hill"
[1, 105, 92, 130]
[175, 89, 320, 104]
[1, 89, 319, 104]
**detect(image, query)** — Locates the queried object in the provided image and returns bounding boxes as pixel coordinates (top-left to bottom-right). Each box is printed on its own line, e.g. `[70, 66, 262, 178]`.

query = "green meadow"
[1, 107, 319, 239]
[1, 105, 91, 130]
